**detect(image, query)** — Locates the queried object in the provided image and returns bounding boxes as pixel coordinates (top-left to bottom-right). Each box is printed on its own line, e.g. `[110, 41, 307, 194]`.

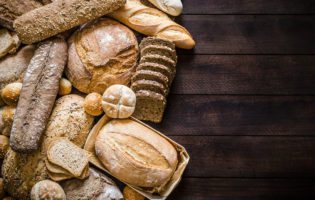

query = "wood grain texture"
[182, 0, 315, 14]
[170, 136, 315, 178]
[151, 95, 315, 136]
[169, 178, 315, 200]
[173, 55, 315, 94]
[176, 15, 315, 54]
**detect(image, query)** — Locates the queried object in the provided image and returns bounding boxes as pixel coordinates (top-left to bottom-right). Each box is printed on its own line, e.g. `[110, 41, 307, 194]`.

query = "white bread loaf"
[148, 0, 183, 16]
[109, 0, 195, 49]
[95, 119, 178, 187]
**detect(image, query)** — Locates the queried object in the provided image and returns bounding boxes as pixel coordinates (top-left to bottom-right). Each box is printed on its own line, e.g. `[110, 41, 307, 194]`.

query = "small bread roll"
[123, 186, 145, 200]
[0, 135, 9, 159]
[1, 82, 22, 105]
[31, 180, 66, 200]
[2, 197, 14, 200]
[58, 78, 72, 96]
[102, 84, 136, 118]
[84, 93, 103, 116]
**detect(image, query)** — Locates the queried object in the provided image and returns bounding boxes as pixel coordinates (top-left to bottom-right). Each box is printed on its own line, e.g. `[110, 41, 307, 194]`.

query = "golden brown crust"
[123, 186, 145, 200]
[84, 93, 103, 116]
[1, 82, 22, 105]
[66, 18, 138, 94]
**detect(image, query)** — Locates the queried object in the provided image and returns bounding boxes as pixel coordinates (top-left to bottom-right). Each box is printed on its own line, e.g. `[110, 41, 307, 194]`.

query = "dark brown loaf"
[140, 37, 175, 51]
[140, 54, 176, 72]
[14, 0, 126, 44]
[141, 45, 177, 61]
[10, 38, 67, 153]
[131, 70, 170, 88]
[137, 62, 174, 81]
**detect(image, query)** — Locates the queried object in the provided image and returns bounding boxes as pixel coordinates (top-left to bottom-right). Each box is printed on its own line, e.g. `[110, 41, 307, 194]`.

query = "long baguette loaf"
[14, 0, 126, 44]
[109, 0, 195, 49]
[10, 38, 67, 153]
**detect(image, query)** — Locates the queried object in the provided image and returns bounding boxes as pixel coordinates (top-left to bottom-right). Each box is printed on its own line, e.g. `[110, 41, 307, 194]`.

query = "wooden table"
[150, 1, 315, 199]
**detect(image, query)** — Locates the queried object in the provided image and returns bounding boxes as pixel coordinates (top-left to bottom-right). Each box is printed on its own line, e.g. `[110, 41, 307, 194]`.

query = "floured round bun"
[65, 18, 139, 94]
[31, 180, 66, 200]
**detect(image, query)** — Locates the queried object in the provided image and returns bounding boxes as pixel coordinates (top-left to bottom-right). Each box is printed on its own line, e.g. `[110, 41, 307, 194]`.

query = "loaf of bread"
[95, 119, 178, 187]
[10, 38, 67, 153]
[62, 167, 124, 200]
[66, 18, 139, 94]
[13, 0, 126, 44]
[147, 0, 183, 16]
[2, 94, 94, 199]
[109, 0, 195, 49]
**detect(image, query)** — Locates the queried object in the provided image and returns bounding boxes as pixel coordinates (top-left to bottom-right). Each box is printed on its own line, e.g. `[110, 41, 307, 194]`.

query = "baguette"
[109, 0, 195, 49]
[14, 0, 126, 44]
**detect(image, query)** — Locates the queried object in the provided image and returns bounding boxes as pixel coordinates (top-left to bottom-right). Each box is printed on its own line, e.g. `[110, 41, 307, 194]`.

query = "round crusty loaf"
[66, 18, 138, 94]
[95, 119, 178, 188]
[2, 94, 94, 199]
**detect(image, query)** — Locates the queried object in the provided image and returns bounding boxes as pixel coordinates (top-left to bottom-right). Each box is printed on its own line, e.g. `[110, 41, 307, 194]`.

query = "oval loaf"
[95, 119, 178, 187]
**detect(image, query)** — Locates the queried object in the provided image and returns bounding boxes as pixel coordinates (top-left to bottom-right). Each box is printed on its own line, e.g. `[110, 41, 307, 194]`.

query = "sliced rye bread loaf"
[140, 54, 177, 73]
[141, 45, 177, 61]
[47, 138, 89, 177]
[140, 37, 175, 50]
[137, 62, 174, 82]
[133, 90, 167, 123]
[131, 79, 168, 96]
[131, 70, 170, 88]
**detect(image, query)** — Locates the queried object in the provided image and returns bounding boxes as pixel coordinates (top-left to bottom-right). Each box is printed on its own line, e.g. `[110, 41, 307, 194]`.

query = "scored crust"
[66, 18, 139, 94]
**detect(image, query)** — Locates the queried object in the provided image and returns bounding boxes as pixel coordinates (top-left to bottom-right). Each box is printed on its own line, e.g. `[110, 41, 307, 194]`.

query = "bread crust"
[13, 0, 126, 44]
[66, 18, 139, 94]
[95, 119, 178, 187]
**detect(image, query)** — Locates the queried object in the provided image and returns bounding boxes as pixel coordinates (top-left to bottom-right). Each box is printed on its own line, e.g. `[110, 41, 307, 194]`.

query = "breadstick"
[14, 0, 126, 44]
[109, 0, 195, 49]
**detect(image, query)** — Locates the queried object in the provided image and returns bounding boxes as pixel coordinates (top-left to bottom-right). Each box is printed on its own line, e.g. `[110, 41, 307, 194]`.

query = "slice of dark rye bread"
[137, 62, 174, 81]
[140, 54, 177, 72]
[131, 70, 170, 88]
[131, 79, 168, 96]
[140, 37, 175, 50]
[133, 90, 167, 123]
[141, 45, 177, 61]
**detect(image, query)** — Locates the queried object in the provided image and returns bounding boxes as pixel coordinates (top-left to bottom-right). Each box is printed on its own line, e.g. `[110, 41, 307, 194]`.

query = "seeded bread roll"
[14, 0, 126, 44]
[133, 90, 166, 123]
[131, 79, 167, 96]
[66, 18, 138, 94]
[95, 118, 178, 187]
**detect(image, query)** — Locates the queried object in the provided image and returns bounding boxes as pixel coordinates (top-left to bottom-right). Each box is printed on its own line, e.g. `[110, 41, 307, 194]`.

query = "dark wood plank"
[182, 0, 315, 14]
[151, 95, 315, 136]
[173, 55, 315, 95]
[170, 136, 315, 178]
[176, 15, 315, 54]
[169, 178, 315, 200]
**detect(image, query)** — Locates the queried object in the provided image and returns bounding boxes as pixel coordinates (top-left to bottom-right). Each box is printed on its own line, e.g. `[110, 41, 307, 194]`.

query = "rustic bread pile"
[0, 0, 194, 199]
